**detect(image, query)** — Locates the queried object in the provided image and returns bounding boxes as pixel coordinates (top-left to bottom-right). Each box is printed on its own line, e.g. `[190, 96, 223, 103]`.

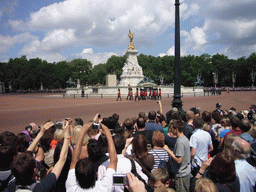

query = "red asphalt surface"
[0, 91, 255, 134]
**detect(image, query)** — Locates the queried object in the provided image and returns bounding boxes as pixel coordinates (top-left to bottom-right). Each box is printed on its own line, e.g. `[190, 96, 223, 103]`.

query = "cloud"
[200, 0, 256, 58]
[21, 0, 176, 48]
[159, 45, 187, 57]
[0, 32, 37, 53]
[72, 48, 125, 66]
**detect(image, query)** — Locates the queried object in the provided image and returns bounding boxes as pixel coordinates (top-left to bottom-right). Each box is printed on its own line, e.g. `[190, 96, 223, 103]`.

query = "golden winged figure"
[128, 30, 135, 50]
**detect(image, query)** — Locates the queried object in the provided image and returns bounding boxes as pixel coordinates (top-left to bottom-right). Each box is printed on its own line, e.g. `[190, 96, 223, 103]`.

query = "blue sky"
[1, 0, 256, 66]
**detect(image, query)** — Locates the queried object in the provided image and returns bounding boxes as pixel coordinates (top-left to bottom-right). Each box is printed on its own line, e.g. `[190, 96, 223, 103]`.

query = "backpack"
[126, 159, 153, 192]
[153, 150, 168, 171]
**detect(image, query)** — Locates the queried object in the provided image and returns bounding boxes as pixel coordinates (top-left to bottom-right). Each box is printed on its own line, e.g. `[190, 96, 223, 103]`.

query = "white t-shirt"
[190, 129, 212, 166]
[66, 168, 115, 192]
[98, 154, 148, 192]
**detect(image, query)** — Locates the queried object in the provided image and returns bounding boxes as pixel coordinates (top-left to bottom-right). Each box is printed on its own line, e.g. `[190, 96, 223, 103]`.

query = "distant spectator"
[146, 111, 164, 133]
[183, 110, 194, 140]
[240, 118, 254, 142]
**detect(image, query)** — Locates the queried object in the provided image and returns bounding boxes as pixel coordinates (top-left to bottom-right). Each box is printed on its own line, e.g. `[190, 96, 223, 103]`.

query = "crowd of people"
[1, 101, 256, 192]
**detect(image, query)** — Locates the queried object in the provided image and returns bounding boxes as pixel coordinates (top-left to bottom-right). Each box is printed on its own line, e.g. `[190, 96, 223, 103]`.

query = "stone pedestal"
[106, 75, 117, 87]
[119, 50, 144, 86]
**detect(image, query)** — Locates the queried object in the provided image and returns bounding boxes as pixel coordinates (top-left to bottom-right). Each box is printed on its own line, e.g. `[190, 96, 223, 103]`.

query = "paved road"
[0, 91, 255, 134]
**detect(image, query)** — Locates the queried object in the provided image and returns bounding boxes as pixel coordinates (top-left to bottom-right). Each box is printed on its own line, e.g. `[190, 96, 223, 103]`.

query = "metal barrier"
[63, 92, 212, 99]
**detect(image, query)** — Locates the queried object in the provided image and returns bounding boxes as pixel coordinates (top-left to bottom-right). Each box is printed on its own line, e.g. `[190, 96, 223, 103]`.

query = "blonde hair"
[54, 129, 64, 142]
[71, 126, 90, 145]
[151, 167, 169, 185]
[195, 178, 218, 192]
[202, 123, 211, 132]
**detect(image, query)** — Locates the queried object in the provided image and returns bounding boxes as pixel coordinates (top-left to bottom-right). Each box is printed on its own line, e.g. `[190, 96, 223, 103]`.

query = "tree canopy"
[1, 52, 256, 90]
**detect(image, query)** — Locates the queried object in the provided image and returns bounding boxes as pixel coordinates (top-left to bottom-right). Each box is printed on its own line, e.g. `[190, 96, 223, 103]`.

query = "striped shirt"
[149, 148, 170, 173]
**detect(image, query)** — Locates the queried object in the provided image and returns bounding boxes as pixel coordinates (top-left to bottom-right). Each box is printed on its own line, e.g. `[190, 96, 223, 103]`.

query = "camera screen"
[113, 176, 124, 185]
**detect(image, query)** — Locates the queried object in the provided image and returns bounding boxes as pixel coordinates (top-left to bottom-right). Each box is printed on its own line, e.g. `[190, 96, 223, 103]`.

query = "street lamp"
[80, 70, 86, 97]
[172, 0, 183, 111]
[159, 75, 164, 85]
[251, 70, 255, 88]
[212, 72, 218, 94]
[232, 71, 236, 88]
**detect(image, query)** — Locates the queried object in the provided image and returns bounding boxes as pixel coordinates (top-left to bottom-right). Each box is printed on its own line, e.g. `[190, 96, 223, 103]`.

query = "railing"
[63, 91, 218, 99]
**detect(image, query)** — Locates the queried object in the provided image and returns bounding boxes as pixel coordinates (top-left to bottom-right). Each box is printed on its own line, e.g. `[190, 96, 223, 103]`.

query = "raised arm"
[100, 123, 117, 171]
[51, 120, 70, 179]
[27, 121, 54, 152]
[70, 122, 92, 169]
[158, 101, 163, 114]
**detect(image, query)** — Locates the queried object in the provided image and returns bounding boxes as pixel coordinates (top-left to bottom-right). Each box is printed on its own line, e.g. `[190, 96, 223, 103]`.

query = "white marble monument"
[119, 30, 144, 86]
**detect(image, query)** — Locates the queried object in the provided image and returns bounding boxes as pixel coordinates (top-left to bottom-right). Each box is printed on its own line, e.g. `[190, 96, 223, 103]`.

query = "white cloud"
[75, 48, 125, 66]
[41, 29, 77, 51]
[0, 32, 37, 53]
[22, 0, 175, 48]
[159, 45, 187, 57]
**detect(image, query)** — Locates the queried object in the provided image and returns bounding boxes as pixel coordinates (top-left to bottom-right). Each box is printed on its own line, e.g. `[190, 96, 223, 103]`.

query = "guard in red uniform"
[117, 89, 122, 101]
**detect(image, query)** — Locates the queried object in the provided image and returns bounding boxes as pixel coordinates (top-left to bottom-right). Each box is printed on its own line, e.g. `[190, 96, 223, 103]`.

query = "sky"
[1, 0, 256, 66]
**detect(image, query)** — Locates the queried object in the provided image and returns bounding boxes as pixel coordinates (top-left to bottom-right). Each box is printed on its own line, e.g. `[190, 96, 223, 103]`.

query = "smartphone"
[98, 114, 101, 118]
[65, 118, 69, 121]
[113, 174, 128, 186]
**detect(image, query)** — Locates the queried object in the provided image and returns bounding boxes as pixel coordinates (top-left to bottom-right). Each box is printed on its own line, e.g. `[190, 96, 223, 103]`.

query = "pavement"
[0, 91, 255, 134]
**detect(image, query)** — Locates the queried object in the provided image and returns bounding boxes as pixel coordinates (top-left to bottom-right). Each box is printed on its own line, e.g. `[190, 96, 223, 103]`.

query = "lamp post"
[212, 72, 218, 94]
[232, 71, 236, 88]
[251, 70, 255, 88]
[172, 0, 183, 111]
[159, 75, 164, 85]
[80, 70, 86, 97]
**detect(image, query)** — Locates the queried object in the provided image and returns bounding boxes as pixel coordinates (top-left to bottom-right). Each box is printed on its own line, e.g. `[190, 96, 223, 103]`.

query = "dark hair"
[139, 112, 146, 119]
[53, 142, 72, 192]
[112, 113, 119, 121]
[137, 118, 146, 129]
[40, 131, 53, 152]
[230, 107, 236, 111]
[16, 133, 30, 152]
[240, 118, 251, 132]
[173, 120, 184, 133]
[180, 111, 187, 122]
[98, 134, 108, 154]
[202, 111, 212, 123]
[231, 117, 240, 128]
[236, 113, 244, 120]
[209, 152, 236, 183]
[123, 118, 134, 131]
[132, 135, 148, 157]
[193, 117, 204, 129]
[75, 118, 84, 126]
[75, 158, 97, 189]
[102, 116, 118, 130]
[148, 110, 156, 120]
[88, 139, 105, 162]
[0, 145, 17, 169]
[11, 151, 36, 185]
[0, 131, 16, 146]
[113, 134, 126, 154]
[212, 110, 221, 123]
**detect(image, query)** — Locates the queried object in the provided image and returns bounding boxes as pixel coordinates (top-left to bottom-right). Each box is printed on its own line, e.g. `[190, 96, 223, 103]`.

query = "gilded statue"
[128, 29, 135, 50]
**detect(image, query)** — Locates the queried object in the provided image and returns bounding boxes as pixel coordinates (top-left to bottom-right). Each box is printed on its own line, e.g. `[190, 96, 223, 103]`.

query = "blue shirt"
[145, 121, 164, 133]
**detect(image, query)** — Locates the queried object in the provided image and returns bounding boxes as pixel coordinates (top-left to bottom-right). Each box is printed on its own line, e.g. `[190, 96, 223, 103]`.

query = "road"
[0, 91, 255, 134]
